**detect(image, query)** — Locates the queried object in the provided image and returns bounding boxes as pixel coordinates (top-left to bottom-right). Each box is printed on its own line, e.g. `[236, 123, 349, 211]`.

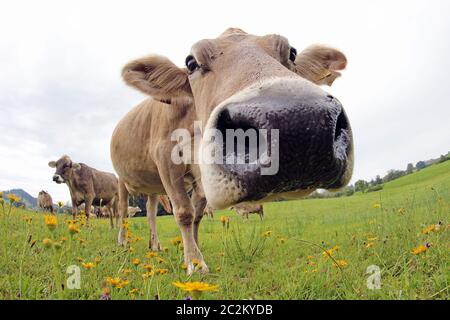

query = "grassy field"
[0, 161, 449, 300]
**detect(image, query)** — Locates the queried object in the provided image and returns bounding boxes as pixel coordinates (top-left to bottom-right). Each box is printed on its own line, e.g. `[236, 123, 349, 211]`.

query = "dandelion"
[82, 262, 95, 269]
[146, 251, 158, 259]
[116, 280, 129, 289]
[411, 243, 430, 255]
[220, 215, 230, 227]
[372, 203, 381, 209]
[156, 268, 169, 275]
[422, 225, 436, 234]
[129, 288, 139, 295]
[23, 216, 33, 224]
[106, 277, 121, 287]
[68, 223, 80, 235]
[142, 271, 155, 280]
[262, 230, 272, 238]
[322, 245, 340, 257]
[170, 236, 182, 246]
[44, 215, 57, 231]
[142, 264, 154, 271]
[42, 238, 53, 248]
[131, 258, 141, 266]
[122, 268, 132, 275]
[7, 194, 21, 204]
[333, 260, 348, 268]
[172, 281, 219, 297]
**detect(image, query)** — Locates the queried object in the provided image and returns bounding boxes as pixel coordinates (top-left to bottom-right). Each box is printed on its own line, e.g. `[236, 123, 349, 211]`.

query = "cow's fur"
[232, 203, 264, 220]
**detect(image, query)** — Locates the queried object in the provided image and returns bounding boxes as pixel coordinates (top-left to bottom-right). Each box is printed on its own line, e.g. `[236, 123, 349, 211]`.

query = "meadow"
[0, 161, 449, 300]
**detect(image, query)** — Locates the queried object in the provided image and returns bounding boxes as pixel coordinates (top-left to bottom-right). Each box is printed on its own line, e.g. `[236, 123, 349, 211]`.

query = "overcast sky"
[1, 0, 449, 202]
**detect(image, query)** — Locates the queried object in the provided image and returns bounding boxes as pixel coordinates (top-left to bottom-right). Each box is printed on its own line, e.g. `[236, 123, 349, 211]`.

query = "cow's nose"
[213, 90, 352, 195]
[52, 175, 59, 182]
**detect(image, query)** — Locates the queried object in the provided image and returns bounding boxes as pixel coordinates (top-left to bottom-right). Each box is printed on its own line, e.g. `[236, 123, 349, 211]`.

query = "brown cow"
[203, 205, 214, 219]
[111, 28, 353, 274]
[48, 155, 119, 226]
[232, 203, 264, 220]
[37, 190, 53, 213]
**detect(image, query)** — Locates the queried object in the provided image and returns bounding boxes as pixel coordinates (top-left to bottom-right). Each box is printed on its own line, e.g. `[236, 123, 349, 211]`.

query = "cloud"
[0, 0, 449, 201]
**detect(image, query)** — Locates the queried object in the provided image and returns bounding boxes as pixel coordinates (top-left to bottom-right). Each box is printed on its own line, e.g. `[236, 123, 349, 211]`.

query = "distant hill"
[2, 189, 37, 208]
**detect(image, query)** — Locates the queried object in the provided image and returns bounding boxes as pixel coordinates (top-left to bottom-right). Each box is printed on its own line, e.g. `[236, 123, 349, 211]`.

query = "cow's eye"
[185, 55, 199, 72]
[289, 47, 297, 62]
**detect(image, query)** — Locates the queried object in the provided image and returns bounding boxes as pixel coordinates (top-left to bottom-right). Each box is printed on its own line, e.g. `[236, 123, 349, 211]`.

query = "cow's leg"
[108, 205, 114, 229]
[84, 196, 94, 222]
[146, 195, 161, 251]
[190, 187, 206, 246]
[117, 179, 129, 246]
[71, 197, 77, 219]
[157, 164, 208, 275]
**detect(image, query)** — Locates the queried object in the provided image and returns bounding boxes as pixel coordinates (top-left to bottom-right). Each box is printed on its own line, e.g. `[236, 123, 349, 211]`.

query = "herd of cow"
[34, 28, 353, 274]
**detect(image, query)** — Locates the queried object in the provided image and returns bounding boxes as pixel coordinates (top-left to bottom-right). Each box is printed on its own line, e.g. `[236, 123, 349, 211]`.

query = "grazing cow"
[232, 203, 264, 220]
[37, 190, 53, 213]
[111, 28, 353, 274]
[203, 205, 214, 219]
[48, 155, 119, 227]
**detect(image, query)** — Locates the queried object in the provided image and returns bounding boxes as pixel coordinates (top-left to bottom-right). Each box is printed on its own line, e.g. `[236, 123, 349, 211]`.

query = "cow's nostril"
[334, 110, 349, 142]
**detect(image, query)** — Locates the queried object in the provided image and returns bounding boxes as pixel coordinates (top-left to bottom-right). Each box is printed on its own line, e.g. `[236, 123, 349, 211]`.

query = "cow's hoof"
[186, 261, 209, 275]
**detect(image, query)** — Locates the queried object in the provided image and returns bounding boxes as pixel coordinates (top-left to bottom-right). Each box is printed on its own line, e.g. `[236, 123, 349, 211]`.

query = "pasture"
[0, 161, 448, 300]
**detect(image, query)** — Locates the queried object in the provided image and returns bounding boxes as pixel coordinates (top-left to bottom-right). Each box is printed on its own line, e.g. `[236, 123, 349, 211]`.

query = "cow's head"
[48, 155, 81, 184]
[122, 28, 353, 209]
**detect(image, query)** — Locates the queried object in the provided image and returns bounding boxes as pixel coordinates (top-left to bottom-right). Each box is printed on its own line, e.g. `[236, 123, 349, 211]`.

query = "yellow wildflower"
[306, 255, 314, 260]
[323, 245, 340, 257]
[411, 244, 430, 255]
[372, 203, 381, 209]
[181, 263, 187, 270]
[215, 267, 221, 272]
[398, 207, 406, 214]
[142, 271, 155, 279]
[44, 215, 57, 231]
[262, 230, 272, 238]
[146, 251, 158, 259]
[333, 260, 348, 268]
[68, 223, 80, 235]
[129, 288, 139, 295]
[94, 256, 101, 265]
[422, 225, 436, 235]
[156, 268, 169, 275]
[82, 262, 95, 269]
[170, 236, 182, 246]
[172, 281, 219, 293]
[42, 238, 53, 248]
[131, 258, 141, 266]
[367, 237, 378, 241]
[142, 264, 154, 271]
[156, 257, 166, 264]
[122, 268, 132, 275]
[106, 277, 121, 287]
[7, 194, 21, 203]
[366, 242, 374, 248]
[116, 280, 129, 289]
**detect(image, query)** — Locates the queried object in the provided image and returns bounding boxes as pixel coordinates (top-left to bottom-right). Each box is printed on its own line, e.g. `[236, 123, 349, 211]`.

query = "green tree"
[355, 180, 368, 192]
[406, 163, 414, 174]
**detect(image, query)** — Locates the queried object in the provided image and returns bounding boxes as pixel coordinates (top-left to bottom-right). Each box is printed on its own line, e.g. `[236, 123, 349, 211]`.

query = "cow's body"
[49, 156, 119, 227]
[233, 203, 264, 220]
[112, 28, 353, 274]
[37, 191, 53, 213]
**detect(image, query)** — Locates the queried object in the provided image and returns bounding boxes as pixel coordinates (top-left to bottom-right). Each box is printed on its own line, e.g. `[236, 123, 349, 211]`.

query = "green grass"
[0, 161, 449, 300]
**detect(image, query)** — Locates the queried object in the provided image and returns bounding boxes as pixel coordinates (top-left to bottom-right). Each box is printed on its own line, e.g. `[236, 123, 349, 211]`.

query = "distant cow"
[232, 203, 264, 220]
[48, 155, 119, 227]
[127, 206, 142, 217]
[37, 190, 53, 213]
[203, 205, 214, 219]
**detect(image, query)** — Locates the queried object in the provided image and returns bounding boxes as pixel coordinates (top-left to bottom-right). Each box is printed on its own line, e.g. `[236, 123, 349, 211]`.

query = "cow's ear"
[72, 163, 81, 170]
[122, 55, 193, 104]
[294, 45, 347, 86]
[48, 161, 56, 168]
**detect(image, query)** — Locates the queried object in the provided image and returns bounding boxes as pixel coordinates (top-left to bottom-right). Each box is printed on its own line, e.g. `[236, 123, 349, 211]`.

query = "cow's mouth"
[200, 77, 354, 209]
